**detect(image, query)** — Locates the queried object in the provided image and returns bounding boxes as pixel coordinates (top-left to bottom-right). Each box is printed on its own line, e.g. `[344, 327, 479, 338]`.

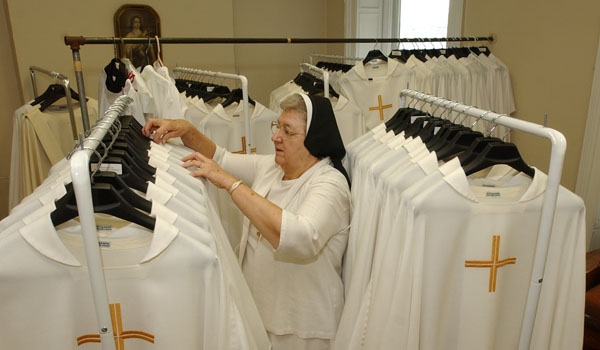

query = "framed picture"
[114, 4, 162, 68]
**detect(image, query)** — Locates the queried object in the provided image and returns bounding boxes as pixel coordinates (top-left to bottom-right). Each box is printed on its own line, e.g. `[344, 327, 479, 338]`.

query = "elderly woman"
[142, 93, 352, 350]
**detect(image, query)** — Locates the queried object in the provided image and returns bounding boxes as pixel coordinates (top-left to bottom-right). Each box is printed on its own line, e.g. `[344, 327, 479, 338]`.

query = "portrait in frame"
[114, 4, 162, 68]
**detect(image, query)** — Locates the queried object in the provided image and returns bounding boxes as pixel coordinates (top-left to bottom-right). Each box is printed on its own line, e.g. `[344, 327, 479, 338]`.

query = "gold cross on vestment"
[77, 303, 155, 348]
[368, 95, 393, 120]
[465, 235, 517, 292]
[232, 136, 257, 154]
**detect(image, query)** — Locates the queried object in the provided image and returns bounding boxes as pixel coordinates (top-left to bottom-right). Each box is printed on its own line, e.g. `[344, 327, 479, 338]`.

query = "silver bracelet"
[228, 179, 244, 195]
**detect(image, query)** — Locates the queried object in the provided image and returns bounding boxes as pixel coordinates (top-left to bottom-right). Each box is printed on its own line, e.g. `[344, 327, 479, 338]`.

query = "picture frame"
[114, 4, 162, 68]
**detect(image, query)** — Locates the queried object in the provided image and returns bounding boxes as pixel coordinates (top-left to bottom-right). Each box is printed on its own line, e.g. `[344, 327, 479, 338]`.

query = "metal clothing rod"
[64, 35, 494, 47]
[300, 63, 329, 98]
[29, 66, 79, 139]
[400, 89, 567, 350]
[173, 67, 252, 154]
[69, 95, 133, 350]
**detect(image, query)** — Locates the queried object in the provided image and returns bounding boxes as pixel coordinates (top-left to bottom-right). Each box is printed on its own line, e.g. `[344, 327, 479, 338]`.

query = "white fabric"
[8, 99, 99, 209]
[2, 115, 272, 350]
[97, 62, 146, 125]
[299, 93, 313, 132]
[214, 145, 352, 342]
[196, 101, 278, 247]
[331, 95, 364, 145]
[334, 147, 585, 350]
[269, 80, 306, 114]
[140, 65, 186, 119]
[148, 140, 272, 350]
[0, 213, 237, 349]
[338, 59, 416, 130]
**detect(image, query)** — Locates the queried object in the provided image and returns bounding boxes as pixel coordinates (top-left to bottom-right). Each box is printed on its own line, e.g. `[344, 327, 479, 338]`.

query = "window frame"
[344, 0, 463, 58]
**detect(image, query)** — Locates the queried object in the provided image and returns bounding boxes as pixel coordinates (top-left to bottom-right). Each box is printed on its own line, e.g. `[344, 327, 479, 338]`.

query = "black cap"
[300, 93, 351, 188]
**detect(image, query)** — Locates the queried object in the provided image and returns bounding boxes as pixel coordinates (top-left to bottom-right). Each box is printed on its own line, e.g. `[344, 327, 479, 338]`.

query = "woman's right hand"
[142, 118, 193, 144]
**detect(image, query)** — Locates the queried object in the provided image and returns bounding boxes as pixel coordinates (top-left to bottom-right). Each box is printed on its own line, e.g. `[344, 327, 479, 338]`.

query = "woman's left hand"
[181, 152, 237, 190]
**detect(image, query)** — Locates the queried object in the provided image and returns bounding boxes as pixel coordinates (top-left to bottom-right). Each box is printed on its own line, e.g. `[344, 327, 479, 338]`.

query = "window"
[399, 0, 450, 42]
[345, 0, 461, 58]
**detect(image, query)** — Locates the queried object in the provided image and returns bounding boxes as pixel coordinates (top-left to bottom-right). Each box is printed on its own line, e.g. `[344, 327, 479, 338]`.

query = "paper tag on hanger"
[90, 163, 123, 175]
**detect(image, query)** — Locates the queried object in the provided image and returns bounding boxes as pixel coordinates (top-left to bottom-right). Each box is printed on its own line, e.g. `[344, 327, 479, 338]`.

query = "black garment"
[104, 58, 128, 93]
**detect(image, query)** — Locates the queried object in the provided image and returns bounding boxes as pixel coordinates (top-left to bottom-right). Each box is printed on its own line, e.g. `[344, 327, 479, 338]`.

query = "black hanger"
[50, 183, 156, 230]
[202, 85, 232, 103]
[92, 171, 152, 213]
[401, 115, 434, 138]
[414, 118, 454, 144]
[220, 88, 255, 108]
[363, 49, 388, 64]
[425, 124, 469, 151]
[31, 84, 85, 111]
[434, 129, 485, 161]
[105, 115, 152, 154]
[471, 46, 491, 56]
[294, 72, 340, 99]
[315, 61, 354, 73]
[50, 181, 155, 230]
[50, 182, 78, 227]
[385, 108, 427, 134]
[461, 141, 536, 178]
[90, 154, 151, 193]
[457, 136, 503, 166]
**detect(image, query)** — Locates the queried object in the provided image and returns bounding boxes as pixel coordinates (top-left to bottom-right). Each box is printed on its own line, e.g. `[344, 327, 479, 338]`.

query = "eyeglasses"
[271, 121, 305, 140]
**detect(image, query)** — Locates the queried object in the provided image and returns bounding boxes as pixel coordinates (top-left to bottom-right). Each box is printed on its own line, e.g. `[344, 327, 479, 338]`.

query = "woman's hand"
[142, 118, 193, 144]
[181, 152, 238, 190]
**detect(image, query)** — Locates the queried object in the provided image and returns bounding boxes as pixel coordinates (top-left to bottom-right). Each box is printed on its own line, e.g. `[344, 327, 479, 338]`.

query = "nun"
[143, 92, 352, 350]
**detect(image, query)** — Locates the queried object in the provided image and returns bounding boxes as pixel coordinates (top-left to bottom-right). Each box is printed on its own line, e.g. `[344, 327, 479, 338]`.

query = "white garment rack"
[29, 66, 79, 139]
[69, 95, 134, 350]
[309, 53, 362, 65]
[299, 62, 330, 98]
[172, 66, 252, 154]
[400, 89, 566, 350]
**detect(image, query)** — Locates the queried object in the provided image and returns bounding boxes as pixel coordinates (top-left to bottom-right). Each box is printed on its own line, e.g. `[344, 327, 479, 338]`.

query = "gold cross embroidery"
[368, 95, 393, 120]
[77, 303, 155, 348]
[465, 235, 516, 292]
[232, 136, 257, 154]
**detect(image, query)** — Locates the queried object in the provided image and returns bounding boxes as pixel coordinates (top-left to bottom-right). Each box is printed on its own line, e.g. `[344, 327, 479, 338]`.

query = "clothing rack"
[172, 66, 252, 154]
[63, 34, 494, 134]
[29, 66, 79, 139]
[400, 89, 566, 350]
[309, 53, 362, 65]
[69, 95, 134, 350]
[300, 62, 330, 98]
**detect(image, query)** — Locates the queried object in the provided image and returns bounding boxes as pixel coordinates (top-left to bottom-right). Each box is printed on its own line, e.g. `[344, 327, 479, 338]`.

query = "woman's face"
[132, 17, 141, 29]
[271, 109, 311, 170]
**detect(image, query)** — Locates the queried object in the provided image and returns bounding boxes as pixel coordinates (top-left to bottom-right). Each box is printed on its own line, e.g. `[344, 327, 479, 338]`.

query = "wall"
[6, 0, 238, 104]
[0, 0, 23, 218]
[231, 0, 336, 103]
[462, 0, 600, 193]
